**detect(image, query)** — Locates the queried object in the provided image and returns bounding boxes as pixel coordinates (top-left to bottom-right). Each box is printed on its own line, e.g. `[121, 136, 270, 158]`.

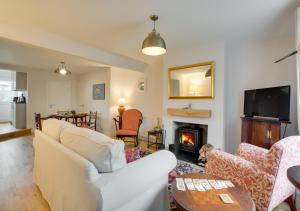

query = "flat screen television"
[243, 85, 290, 121]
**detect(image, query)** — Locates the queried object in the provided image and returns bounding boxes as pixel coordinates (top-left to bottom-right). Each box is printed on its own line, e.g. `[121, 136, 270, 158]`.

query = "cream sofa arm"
[96, 150, 177, 211]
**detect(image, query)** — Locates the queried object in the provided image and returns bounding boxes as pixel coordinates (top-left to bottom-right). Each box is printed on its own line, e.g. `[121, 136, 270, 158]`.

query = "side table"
[147, 129, 165, 150]
[287, 165, 300, 211]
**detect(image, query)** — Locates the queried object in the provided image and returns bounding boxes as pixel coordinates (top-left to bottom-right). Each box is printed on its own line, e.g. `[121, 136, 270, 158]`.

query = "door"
[269, 123, 281, 146]
[252, 121, 270, 148]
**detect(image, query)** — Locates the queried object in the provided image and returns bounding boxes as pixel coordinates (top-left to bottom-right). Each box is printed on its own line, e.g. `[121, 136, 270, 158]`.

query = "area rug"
[168, 160, 204, 210]
[138, 148, 205, 210]
[125, 147, 205, 209]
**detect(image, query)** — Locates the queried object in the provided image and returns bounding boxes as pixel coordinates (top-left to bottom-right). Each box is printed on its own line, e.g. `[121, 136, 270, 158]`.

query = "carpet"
[128, 148, 205, 210]
[168, 160, 204, 210]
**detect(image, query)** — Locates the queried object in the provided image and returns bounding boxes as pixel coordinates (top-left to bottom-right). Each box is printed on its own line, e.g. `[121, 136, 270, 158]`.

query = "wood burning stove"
[176, 126, 203, 157]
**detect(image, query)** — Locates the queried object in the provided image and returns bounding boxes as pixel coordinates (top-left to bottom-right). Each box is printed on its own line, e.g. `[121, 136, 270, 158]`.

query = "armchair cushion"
[237, 142, 268, 161]
[237, 142, 282, 176]
[122, 109, 142, 131]
[116, 129, 137, 136]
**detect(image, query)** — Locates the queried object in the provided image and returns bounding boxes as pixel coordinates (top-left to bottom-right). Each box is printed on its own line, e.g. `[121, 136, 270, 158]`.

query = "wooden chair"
[81, 111, 97, 131]
[114, 109, 143, 146]
[34, 113, 51, 130]
[34, 113, 42, 130]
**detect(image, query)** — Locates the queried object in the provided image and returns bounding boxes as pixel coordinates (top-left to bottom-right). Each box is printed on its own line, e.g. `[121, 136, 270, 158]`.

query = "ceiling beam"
[0, 22, 148, 72]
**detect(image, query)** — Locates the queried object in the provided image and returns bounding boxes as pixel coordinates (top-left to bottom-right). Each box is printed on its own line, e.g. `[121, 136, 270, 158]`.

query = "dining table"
[49, 112, 88, 126]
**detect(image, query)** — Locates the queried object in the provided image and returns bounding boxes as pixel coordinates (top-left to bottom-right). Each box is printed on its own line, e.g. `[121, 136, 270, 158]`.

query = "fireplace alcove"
[169, 122, 208, 164]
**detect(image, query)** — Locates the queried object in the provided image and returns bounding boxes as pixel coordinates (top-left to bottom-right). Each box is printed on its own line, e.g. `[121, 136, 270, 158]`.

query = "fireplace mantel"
[167, 108, 211, 118]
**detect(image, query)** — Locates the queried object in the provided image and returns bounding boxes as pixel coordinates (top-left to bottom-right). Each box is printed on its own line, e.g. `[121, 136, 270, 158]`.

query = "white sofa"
[33, 119, 177, 211]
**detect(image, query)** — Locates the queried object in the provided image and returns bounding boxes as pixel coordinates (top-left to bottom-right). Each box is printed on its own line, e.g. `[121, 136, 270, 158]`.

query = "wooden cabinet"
[241, 117, 281, 149]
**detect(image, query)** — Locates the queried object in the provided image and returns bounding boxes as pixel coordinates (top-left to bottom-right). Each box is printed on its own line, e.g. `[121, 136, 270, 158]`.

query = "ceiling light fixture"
[54, 62, 71, 75]
[142, 15, 166, 56]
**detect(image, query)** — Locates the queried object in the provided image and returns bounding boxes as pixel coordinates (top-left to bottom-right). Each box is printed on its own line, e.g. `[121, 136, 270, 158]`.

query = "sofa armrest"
[96, 150, 177, 211]
[206, 149, 275, 211]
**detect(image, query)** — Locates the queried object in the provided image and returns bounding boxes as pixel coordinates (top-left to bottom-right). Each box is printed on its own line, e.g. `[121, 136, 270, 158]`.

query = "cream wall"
[162, 43, 225, 149]
[74, 68, 111, 133]
[109, 58, 163, 138]
[224, 37, 298, 153]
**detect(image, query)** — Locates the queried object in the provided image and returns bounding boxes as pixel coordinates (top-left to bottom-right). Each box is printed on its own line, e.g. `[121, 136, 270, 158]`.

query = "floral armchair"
[206, 136, 300, 211]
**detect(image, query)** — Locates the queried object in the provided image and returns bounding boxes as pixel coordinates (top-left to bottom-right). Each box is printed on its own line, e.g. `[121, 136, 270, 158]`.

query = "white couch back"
[33, 129, 101, 211]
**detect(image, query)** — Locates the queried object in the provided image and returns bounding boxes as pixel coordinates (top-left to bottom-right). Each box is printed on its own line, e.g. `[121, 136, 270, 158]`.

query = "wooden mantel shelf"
[167, 108, 211, 118]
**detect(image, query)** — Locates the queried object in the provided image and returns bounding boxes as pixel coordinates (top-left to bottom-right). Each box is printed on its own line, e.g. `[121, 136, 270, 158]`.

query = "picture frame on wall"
[137, 78, 146, 92]
[93, 83, 105, 100]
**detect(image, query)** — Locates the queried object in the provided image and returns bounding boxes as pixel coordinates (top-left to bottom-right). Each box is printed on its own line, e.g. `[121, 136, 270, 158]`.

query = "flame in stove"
[181, 132, 195, 145]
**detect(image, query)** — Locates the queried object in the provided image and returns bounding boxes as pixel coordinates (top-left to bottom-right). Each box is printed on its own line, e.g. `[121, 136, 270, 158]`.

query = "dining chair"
[34, 113, 51, 130]
[81, 111, 97, 131]
[114, 109, 143, 146]
[34, 113, 42, 130]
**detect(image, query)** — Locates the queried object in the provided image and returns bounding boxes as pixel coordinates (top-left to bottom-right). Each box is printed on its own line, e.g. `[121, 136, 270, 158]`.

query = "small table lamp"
[118, 98, 126, 116]
[118, 98, 125, 128]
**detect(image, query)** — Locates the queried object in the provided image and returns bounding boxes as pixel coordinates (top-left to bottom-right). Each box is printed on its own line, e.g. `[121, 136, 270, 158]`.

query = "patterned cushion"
[125, 147, 141, 163]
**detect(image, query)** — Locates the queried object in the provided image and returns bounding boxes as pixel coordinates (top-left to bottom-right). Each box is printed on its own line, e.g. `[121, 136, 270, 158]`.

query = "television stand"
[241, 117, 291, 149]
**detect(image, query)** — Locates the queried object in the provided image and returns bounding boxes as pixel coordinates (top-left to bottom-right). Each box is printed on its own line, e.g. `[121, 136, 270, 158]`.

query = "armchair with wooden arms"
[114, 109, 143, 146]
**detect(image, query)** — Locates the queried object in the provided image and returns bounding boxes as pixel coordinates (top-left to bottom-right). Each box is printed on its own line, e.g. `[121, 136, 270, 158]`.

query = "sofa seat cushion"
[60, 127, 126, 173]
[116, 129, 137, 136]
[42, 118, 75, 142]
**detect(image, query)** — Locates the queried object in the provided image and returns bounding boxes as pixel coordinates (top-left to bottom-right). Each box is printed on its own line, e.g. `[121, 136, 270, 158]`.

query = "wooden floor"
[0, 137, 50, 211]
[0, 123, 32, 141]
[0, 136, 157, 211]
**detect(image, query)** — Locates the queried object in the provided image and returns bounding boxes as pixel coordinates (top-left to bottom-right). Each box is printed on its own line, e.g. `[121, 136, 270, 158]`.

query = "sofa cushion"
[60, 127, 126, 173]
[42, 118, 75, 142]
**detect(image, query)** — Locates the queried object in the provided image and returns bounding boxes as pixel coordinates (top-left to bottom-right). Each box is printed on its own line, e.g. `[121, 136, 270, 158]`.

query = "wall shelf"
[167, 108, 211, 118]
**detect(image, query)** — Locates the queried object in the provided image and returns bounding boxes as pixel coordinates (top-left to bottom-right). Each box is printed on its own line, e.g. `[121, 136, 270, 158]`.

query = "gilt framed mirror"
[168, 61, 215, 99]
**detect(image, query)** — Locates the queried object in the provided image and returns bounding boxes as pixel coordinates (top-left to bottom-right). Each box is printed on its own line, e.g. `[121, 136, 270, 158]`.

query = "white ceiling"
[0, 38, 108, 74]
[0, 0, 299, 66]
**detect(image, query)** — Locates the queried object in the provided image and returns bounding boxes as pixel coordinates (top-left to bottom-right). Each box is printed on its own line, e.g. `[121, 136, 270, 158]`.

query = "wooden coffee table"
[171, 173, 255, 211]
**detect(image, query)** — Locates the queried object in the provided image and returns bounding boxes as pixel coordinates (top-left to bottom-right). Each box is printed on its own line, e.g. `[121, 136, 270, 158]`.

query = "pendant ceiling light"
[54, 62, 71, 75]
[142, 15, 166, 56]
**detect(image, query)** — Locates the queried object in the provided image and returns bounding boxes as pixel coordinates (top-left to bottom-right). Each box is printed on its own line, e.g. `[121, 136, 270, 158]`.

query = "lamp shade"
[142, 15, 166, 56]
[118, 97, 125, 106]
[142, 30, 166, 56]
[54, 62, 71, 75]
